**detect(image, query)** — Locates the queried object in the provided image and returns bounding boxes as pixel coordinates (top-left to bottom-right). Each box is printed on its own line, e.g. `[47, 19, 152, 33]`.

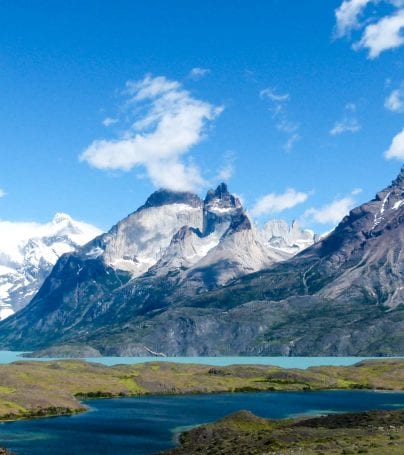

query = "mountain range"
[0, 214, 101, 320]
[0, 168, 402, 356]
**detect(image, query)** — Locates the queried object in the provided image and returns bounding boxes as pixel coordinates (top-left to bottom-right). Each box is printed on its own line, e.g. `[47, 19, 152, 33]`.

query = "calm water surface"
[0, 351, 401, 368]
[0, 391, 403, 455]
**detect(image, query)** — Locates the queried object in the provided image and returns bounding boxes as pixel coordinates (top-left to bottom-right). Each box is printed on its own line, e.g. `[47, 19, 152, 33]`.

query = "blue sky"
[0, 0, 403, 233]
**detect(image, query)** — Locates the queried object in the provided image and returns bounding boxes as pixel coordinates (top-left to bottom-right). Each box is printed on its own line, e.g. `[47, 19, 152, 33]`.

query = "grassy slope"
[0, 359, 402, 421]
[162, 409, 404, 455]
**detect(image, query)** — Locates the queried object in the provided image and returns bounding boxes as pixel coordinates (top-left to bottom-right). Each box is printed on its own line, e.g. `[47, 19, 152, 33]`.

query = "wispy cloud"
[283, 134, 301, 152]
[251, 188, 309, 218]
[330, 118, 361, 136]
[304, 189, 359, 225]
[215, 151, 235, 182]
[188, 67, 210, 80]
[80, 74, 224, 192]
[330, 103, 361, 136]
[354, 8, 404, 58]
[384, 128, 404, 160]
[385, 86, 404, 112]
[335, 0, 373, 37]
[102, 117, 118, 127]
[335, 1, 404, 58]
[0, 188, 6, 198]
[260, 87, 300, 152]
[259, 88, 290, 102]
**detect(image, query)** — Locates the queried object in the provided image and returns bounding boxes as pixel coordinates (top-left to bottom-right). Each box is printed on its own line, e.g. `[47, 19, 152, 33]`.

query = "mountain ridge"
[0, 183, 316, 350]
[1, 168, 402, 357]
[0, 214, 101, 319]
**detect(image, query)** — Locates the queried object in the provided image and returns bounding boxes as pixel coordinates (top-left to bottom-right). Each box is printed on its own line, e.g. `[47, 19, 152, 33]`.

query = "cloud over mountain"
[80, 75, 223, 192]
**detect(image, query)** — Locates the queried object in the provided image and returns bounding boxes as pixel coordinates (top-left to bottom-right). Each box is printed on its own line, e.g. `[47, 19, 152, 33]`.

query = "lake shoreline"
[2, 351, 402, 368]
[161, 408, 404, 454]
[2, 389, 404, 455]
[0, 358, 402, 424]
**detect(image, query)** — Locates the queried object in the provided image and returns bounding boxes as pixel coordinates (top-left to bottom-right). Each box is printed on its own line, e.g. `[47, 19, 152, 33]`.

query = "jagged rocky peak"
[204, 182, 241, 211]
[91, 187, 205, 276]
[203, 183, 244, 236]
[140, 189, 202, 210]
[375, 165, 404, 209]
[324, 166, 404, 247]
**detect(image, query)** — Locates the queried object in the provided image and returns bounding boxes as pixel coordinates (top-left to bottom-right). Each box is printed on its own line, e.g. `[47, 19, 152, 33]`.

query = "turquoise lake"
[0, 351, 401, 368]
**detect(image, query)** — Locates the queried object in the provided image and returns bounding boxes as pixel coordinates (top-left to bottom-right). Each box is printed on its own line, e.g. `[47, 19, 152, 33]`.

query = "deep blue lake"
[0, 390, 403, 455]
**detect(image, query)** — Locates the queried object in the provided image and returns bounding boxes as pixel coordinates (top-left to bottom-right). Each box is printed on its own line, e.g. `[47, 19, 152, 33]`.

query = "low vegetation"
[0, 359, 401, 421]
[161, 409, 404, 454]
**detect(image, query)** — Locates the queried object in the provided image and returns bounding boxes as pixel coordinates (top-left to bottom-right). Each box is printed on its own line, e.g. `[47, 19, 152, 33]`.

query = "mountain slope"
[0, 184, 314, 351]
[0, 214, 101, 319]
[0, 168, 402, 355]
[49, 166, 403, 356]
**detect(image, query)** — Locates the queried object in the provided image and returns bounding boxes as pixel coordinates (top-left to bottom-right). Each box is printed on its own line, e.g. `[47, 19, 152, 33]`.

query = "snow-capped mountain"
[0, 213, 101, 319]
[261, 219, 317, 255]
[0, 167, 402, 357]
[0, 187, 315, 323]
[0, 183, 318, 351]
[81, 183, 312, 288]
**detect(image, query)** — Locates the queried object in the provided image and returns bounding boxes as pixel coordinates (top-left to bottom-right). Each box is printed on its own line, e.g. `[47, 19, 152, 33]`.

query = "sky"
[0, 0, 403, 234]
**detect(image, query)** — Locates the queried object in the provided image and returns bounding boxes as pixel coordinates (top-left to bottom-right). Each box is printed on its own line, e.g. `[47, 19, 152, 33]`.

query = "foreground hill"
[0, 168, 402, 356]
[161, 409, 404, 455]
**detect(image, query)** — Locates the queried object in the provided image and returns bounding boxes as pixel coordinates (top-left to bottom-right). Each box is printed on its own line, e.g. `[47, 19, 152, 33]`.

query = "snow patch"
[393, 200, 403, 210]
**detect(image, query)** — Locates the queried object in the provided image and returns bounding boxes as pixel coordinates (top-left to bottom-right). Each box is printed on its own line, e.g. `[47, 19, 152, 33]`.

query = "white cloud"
[188, 67, 210, 80]
[385, 87, 404, 112]
[351, 187, 363, 195]
[335, 0, 373, 37]
[335, 1, 404, 58]
[102, 117, 118, 127]
[80, 75, 224, 192]
[345, 102, 357, 111]
[251, 189, 309, 217]
[0, 189, 6, 198]
[330, 103, 361, 136]
[355, 8, 404, 58]
[260, 88, 290, 102]
[283, 133, 301, 152]
[330, 118, 361, 135]
[384, 128, 404, 160]
[260, 87, 300, 151]
[276, 117, 299, 134]
[215, 163, 234, 182]
[213, 151, 236, 183]
[304, 195, 356, 225]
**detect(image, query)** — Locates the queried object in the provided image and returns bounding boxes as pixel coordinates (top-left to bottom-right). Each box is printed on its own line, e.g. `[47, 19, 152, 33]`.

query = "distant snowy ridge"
[260, 219, 317, 255]
[0, 213, 101, 319]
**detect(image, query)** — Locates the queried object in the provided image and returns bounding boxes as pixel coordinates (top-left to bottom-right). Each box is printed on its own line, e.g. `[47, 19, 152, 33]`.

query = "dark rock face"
[0, 169, 402, 356]
[139, 189, 202, 210]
